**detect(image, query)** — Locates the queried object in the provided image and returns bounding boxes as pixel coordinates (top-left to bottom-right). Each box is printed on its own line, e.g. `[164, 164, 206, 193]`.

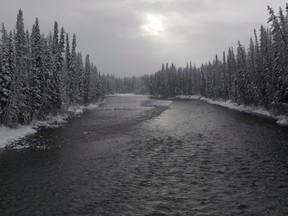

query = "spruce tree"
[38, 36, 53, 119]
[222, 52, 229, 100]
[69, 34, 77, 104]
[2, 32, 19, 127]
[51, 21, 62, 110]
[76, 52, 84, 104]
[83, 54, 90, 104]
[0, 24, 9, 121]
[30, 18, 44, 119]
[63, 33, 70, 105]
[15, 9, 31, 124]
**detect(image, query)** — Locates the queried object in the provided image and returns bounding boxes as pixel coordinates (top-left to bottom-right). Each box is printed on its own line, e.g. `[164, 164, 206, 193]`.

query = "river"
[1, 95, 288, 216]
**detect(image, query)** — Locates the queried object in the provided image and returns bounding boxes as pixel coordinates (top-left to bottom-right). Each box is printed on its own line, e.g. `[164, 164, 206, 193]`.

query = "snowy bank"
[34, 100, 106, 129]
[174, 95, 288, 126]
[110, 93, 145, 97]
[0, 101, 106, 149]
[276, 115, 288, 126]
[0, 126, 37, 149]
[143, 99, 173, 107]
[172, 95, 201, 100]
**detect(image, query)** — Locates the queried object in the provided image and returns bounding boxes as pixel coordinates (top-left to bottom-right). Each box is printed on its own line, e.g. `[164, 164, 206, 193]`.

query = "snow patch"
[48, 114, 69, 124]
[34, 114, 69, 129]
[111, 93, 145, 97]
[276, 115, 288, 126]
[33, 101, 105, 130]
[111, 93, 136, 97]
[174, 95, 201, 100]
[86, 103, 103, 110]
[67, 106, 84, 115]
[0, 126, 37, 149]
[67, 101, 104, 115]
[145, 99, 173, 107]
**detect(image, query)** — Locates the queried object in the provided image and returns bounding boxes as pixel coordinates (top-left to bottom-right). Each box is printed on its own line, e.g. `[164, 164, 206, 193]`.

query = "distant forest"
[0, 10, 146, 127]
[146, 4, 288, 107]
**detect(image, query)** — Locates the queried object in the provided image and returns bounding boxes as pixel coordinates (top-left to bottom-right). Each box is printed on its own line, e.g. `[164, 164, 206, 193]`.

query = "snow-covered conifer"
[15, 9, 31, 124]
[69, 34, 77, 104]
[51, 21, 62, 110]
[83, 54, 90, 104]
[2, 32, 19, 127]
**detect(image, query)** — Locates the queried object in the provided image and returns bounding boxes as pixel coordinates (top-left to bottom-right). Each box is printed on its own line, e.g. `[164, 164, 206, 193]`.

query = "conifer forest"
[147, 6, 288, 107]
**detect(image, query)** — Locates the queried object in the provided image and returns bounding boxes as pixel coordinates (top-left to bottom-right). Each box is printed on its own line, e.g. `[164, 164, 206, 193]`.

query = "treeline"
[147, 5, 288, 108]
[0, 10, 141, 128]
[103, 75, 149, 95]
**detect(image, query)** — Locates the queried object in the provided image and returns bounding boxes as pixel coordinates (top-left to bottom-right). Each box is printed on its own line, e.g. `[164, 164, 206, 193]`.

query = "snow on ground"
[0, 126, 37, 149]
[67, 100, 105, 116]
[111, 93, 144, 97]
[173, 95, 201, 100]
[276, 115, 288, 126]
[39, 100, 105, 128]
[200, 97, 271, 116]
[145, 99, 173, 107]
[0, 101, 106, 149]
[33, 114, 69, 129]
[174, 95, 288, 126]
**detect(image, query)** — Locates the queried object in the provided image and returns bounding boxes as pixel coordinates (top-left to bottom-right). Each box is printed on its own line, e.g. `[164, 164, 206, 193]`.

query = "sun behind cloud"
[141, 14, 164, 36]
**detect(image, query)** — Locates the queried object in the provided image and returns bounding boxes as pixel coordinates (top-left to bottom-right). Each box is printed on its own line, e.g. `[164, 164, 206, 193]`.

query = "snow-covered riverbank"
[0, 101, 105, 150]
[173, 95, 288, 126]
[0, 126, 37, 149]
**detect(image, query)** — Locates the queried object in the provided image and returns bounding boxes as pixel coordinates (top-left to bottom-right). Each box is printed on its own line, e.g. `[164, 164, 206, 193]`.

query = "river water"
[1, 95, 288, 216]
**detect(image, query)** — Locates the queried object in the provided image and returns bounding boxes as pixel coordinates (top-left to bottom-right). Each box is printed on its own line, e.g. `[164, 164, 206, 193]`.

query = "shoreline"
[0, 99, 106, 150]
[172, 95, 288, 126]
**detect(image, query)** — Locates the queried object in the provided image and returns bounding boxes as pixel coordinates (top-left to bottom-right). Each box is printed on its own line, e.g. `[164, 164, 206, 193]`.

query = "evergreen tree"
[0, 27, 15, 123]
[259, 26, 273, 106]
[30, 18, 44, 119]
[2, 32, 19, 127]
[51, 21, 62, 110]
[76, 52, 84, 103]
[38, 36, 53, 119]
[15, 9, 31, 124]
[69, 34, 77, 104]
[0, 24, 9, 121]
[83, 54, 90, 104]
[222, 52, 229, 100]
[268, 6, 288, 103]
[59, 27, 66, 102]
[63, 33, 70, 105]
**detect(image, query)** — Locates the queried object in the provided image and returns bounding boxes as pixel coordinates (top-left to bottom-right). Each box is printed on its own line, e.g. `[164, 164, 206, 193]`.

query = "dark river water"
[1, 95, 288, 216]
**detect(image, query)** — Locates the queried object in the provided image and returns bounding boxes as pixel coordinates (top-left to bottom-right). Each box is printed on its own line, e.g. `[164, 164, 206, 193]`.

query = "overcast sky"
[0, 0, 287, 77]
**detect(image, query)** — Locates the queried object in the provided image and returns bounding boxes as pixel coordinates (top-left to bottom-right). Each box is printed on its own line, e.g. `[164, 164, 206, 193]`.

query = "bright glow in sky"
[142, 14, 164, 36]
[0, 0, 287, 76]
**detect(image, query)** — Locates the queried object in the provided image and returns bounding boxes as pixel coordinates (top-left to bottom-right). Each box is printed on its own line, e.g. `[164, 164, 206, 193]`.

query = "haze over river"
[1, 95, 288, 216]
